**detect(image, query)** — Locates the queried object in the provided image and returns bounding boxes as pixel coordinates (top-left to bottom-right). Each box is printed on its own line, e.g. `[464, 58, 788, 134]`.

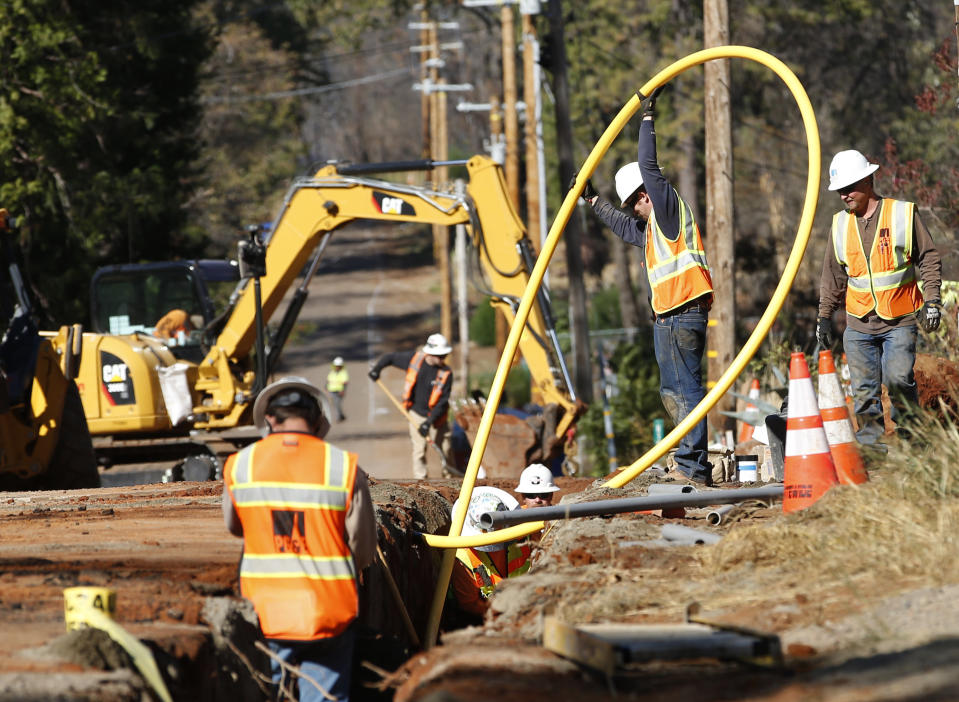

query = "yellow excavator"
[54, 155, 583, 479]
[0, 209, 99, 490]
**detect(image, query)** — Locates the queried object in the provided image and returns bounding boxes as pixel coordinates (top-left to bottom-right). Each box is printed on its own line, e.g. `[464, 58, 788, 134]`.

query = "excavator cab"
[90, 260, 240, 362]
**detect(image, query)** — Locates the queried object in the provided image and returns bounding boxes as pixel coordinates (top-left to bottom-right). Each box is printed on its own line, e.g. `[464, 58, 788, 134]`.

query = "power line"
[201, 66, 413, 104]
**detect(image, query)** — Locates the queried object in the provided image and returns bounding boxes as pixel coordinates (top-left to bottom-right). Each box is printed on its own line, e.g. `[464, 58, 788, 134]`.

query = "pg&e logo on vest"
[272, 510, 306, 553]
[372, 191, 416, 216]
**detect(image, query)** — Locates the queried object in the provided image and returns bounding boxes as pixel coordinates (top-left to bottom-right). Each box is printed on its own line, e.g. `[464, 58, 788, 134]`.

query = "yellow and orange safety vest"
[831, 198, 923, 320]
[403, 351, 451, 424]
[644, 193, 713, 314]
[224, 433, 359, 641]
[454, 543, 531, 599]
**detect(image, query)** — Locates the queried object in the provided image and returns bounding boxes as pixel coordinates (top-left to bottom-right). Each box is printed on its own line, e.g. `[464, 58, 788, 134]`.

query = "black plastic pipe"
[478, 484, 784, 530]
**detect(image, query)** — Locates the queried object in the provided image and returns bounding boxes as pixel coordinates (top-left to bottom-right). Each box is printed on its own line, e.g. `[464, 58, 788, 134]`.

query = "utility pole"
[419, 9, 431, 160]
[498, 3, 520, 354]
[704, 0, 735, 439]
[521, 1, 541, 254]
[544, 0, 593, 403]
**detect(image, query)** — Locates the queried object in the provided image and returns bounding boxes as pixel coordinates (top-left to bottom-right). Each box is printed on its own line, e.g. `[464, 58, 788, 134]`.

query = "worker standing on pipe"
[816, 150, 941, 450]
[369, 333, 454, 480]
[222, 377, 376, 702]
[578, 90, 714, 486]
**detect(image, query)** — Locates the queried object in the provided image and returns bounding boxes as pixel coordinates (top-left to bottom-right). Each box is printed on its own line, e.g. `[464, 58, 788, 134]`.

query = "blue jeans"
[268, 623, 355, 702]
[654, 308, 710, 481]
[843, 325, 917, 445]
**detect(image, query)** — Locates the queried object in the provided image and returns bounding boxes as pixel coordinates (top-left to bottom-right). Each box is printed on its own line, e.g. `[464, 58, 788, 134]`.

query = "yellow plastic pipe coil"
[423, 45, 821, 647]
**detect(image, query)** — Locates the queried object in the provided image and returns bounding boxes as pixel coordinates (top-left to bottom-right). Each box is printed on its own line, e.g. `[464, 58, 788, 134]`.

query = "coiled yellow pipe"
[423, 45, 821, 646]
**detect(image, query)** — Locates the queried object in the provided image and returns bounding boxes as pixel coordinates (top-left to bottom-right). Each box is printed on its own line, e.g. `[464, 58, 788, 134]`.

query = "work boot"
[667, 465, 712, 488]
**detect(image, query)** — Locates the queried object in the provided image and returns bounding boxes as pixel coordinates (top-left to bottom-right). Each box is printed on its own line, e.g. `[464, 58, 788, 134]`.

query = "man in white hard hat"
[817, 149, 941, 449]
[515, 463, 560, 509]
[326, 356, 349, 422]
[449, 487, 530, 623]
[222, 376, 376, 702]
[368, 333, 454, 479]
[576, 87, 714, 486]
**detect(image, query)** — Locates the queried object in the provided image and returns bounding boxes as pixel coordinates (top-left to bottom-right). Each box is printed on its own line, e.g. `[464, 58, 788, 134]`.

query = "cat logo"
[372, 191, 415, 216]
[100, 351, 136, 406]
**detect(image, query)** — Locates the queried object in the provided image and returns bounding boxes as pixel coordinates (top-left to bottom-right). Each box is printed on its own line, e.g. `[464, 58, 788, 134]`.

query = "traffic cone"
[818, 350, 868, 486]
[738, 378, 761, 443]
[783, 352, 839, 513]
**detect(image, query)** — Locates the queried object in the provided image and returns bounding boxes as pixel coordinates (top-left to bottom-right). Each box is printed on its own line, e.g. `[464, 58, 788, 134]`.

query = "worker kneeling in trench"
[448, 487, 531, 626]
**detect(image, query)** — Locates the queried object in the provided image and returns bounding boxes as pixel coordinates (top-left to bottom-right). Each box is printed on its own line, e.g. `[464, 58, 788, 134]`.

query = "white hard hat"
[253, 376, 324, 433]
[827, 150, 879, 191]
[516, 463, 560, 494]
[332, 356, 344, 366]
[423, 332, 452, 356]
[452, 486, 519, 551]
[615, 162, 644, 206]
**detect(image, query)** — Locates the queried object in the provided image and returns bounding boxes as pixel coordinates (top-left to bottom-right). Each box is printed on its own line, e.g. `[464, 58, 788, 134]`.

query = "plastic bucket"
[736, 454, 759, 483]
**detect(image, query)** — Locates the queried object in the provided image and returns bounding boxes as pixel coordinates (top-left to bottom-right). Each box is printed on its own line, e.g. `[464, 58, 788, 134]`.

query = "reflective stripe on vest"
[455, 543, 531, 599]
[402, 351, 451, 421]
[225, 434, 358, 640]
[831, 199, 922, 320]
[645, 192, 713, 314]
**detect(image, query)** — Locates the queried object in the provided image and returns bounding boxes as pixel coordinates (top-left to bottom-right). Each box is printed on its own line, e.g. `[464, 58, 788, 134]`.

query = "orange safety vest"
[224, 433, 359, 641]
[831, 199, 923, 320]
[644, 192, 713, 314]
[402, 351, 451, 423]
[454, 543, 531, 599]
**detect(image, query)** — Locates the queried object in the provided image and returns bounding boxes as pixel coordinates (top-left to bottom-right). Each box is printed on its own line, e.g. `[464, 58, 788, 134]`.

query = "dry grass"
[704, 407, 959, 590]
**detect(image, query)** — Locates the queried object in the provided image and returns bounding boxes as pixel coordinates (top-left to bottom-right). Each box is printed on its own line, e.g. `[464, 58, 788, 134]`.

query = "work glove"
[642, 84, 667, 119]
[368, 367, 380, 381]
[917, 300, 942, 333]
[418, 420, 431, 437]
[567, 176, 597, 204]
[815, 317, 832, 348]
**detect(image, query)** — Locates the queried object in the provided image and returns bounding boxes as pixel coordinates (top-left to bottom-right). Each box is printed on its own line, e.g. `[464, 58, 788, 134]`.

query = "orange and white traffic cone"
[818, 350, 868, 486]
[783, 352, 839, 513]
[738, 377, 761, 444]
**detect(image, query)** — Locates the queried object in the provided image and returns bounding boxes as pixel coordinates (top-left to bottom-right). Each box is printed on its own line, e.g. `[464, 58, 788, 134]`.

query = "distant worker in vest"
[449, 486, 530, 623]
[515, 463, 560, 509]
[368, 333, 453, 480]
[578, 88, 714, 486]
[222, 376, 376, 702]
[816, 149, 941, 449]
[326, 356, 349, 422]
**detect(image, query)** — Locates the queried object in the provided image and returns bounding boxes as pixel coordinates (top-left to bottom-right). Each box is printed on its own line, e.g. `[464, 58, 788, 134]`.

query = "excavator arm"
[197, 154, 580, 444]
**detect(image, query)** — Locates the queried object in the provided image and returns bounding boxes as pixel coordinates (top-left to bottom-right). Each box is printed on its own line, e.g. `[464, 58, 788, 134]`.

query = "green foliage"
[470, 362, 531, 409]
[0, 0, 213, 324]
[588, 285, 622, 331]
[469, 297, 496, 347]
[578, 336, 666, 476]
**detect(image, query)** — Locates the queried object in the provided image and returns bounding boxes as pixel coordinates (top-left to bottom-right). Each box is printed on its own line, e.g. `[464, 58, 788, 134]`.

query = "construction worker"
[368, 333, 453, 480]
[326, 356, 349, 422]
[816, 150, 941, 449]
[222, 376, 376, 702]
[153, 308, 193, 342]
[515, 463, 560, 509]
[449, 487, 530, 622]
[578, 91, 714, 486]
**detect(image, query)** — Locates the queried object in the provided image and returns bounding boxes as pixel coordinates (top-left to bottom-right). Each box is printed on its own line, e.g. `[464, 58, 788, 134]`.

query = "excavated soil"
[6, 224, 959, 700]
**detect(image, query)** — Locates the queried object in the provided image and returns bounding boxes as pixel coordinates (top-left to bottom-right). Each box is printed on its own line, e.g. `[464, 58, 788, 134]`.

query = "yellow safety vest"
[326, 368, 349, 393]
[831, 199, 923, 320]
[454, 543, 531, 599]
[644, 192, 713, 314]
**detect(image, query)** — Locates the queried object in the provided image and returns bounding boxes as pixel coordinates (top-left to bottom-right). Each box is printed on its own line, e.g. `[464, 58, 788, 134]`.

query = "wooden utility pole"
[436, 77, 452, 341]
[419, 11, 431, 160]
[545, 0, 592, 403]
[496, 4, 520, 353]
[521, 8, 540, 253]
[704, 0, 735, 439]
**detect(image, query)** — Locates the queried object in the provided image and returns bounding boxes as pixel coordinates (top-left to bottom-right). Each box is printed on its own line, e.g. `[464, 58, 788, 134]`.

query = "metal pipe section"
[479, 485, 783, 530]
